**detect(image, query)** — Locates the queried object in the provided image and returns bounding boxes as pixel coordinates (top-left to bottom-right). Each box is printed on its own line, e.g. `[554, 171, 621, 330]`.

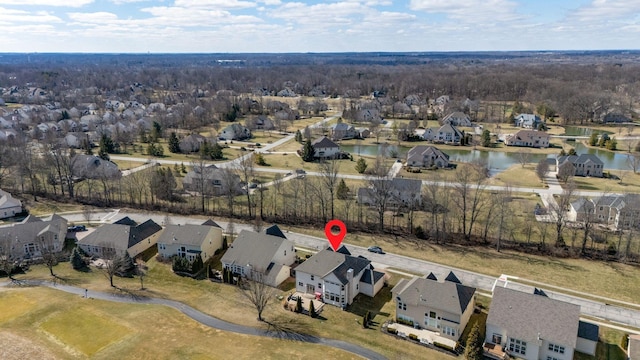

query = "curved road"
[0, 279, 386, 360]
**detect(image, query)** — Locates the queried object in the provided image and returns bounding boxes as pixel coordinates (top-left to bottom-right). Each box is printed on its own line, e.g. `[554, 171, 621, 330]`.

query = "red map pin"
[325, 219, 347, 251]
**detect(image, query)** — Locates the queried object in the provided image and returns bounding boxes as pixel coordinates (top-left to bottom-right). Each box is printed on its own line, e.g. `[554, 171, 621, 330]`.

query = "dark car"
[68, 225, 87, 232]
[367, 246, 384, 254]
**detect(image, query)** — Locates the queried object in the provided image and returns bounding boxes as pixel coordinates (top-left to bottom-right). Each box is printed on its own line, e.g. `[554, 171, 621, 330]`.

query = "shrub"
[434, 342, 455, 352]
[409, 333, 419, 341]
[70, 247, 87, 270]
[387, 327, 398, 334]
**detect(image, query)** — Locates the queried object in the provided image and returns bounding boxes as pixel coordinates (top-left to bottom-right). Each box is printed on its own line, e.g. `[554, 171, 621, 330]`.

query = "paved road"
[0, 279, 386, 360]
[58, 209, 640, 330]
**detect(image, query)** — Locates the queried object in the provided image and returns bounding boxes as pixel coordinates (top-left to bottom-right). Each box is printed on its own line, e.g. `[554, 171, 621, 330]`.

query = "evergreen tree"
[588, 132, 598, 146]
[599, 133, 609, 147]
[210, 142, 224, 160]
[254, 153, 267, 166]
[295, 296, 303, 313]
[363, 310, 370, 328]
[336, 179, 350, 200]
[168, 132, 181, 153]
[181, 162, 187, 173]
[191, 254, 204, 274]
[463, 323, 483, 360]
[309, 300, 317, 318]
[117, 252, 136, 277]
[481, 129, 491, 147]
[295, 130, 303, 143]
[355, 158, 368, 174]
[301, 139, 315, 162]
[222, 267, 229, 283]
[70, 247, 86, 270]
[222, 236, 228, 250]
[151, 121, 162, 141]
[607, 137, 617, 150]
[568, 148, 577, 156]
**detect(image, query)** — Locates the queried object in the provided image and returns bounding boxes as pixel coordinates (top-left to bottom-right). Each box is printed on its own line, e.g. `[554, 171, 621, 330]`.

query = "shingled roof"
[295, 248, 371, 285]
[392, 275, 476, 315]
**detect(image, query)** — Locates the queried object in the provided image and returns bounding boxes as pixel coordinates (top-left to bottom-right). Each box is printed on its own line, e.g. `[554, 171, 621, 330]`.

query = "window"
[509, 338, 527, 356]
[548, 343, 565, 354]
[429, 311, 436, 319]
[492, 334, 502, 345]
[547, 357, 560, 360]
[442, 326, 456, 337]
[298, 282, 303, 287]
[310, 275, 314, 281]
[398, 301, 406, 311]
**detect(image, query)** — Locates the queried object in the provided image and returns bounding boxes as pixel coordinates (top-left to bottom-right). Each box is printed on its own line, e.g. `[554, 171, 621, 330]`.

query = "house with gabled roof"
[0, 214, 67, 262]
[406, 145, 450, 168]
[310, 136, 341, 159]
[442, 111, 472, 127]
[556, 154, 604, 177]
[483, 286, 598, 360]
[505, 130, 550, 148]
[157, 224, 223, 263]
[431, 123, 463, 145]
[179, 133, 208, 153]
[221, 229, 295, 287]
[182, 164, 244, 196]
[71, 154, 122, 180]
[219, 123, 251, 140]
[514, 113, 542, 129]
[78, 218, 162, 258]
[392, 272, 476, 341]
[294, 247, 385, 307]
[0, 189, 22, 219]
[330, 123, 357, 140]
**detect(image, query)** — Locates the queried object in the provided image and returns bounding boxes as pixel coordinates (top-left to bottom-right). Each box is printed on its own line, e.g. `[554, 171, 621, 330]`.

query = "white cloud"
[0, 0, 93, 6]
[409, 0, 524, 24]
[0, 7, 62, 23]
[141, 6, 262, 25]
[109, 0, 150, 4]
[572, 0, 640, 21]
[67, 11, 119, 23]
[257, 0, 280, 5]
[173, 0, 256, 9]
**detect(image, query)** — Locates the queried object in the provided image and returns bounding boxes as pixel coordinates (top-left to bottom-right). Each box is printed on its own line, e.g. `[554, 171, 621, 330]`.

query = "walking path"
[0, 279, 386, 360]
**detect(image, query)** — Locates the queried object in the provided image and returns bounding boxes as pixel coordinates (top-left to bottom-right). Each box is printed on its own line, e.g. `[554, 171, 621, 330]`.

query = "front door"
[306, 284, 315, 294]
[492, 334, 502, 345]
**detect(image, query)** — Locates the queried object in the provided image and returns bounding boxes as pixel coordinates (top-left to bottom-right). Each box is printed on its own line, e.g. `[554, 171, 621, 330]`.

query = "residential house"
[602, 112, 631, 124]
[311, 136, 341, 159]
[157, 224, 223, 263]
[64, 133, 82, 148]
[514, 114, 542, 129]
[442, 111, 472, 127]
[179, 133, 208, 153]
[330, 123, 357, 140]
[0, 189, 22, 219]
[221, 229, 296, 287]
[484, 286, 598, 360]
[219, 123, 251, 140]
[294, 247, 385, 307]
[0, 214, 67, 262]
[431, 124, 463, 145]
[505, 130, 550, 148]
[357, 178, 423, 208]
[355, 128, 370, 139]
[406, 145, 451, 168]
[569, 194, 640, 230]
[182, 164, 244, 196]
[392, 272, 476, 341]
[556, 154, 604, 177]
[71, 154, 122, 180]
[629, 334, 640, 360]
[247, 116, 275, 131]
[77, 218, 162, 258]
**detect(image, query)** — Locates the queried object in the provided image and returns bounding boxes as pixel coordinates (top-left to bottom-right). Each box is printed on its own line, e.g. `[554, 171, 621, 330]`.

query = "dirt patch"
[0, 332, 57, 360]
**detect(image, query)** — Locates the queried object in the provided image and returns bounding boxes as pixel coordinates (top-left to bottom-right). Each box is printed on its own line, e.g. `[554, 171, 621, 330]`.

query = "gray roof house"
[0, 189, 22, 219]
[157, 224, 223, 263]
[182, 164, 244, 196]
[221, 229, 296, 287]
[330, 123, 357, 140]
[483, 286, 598, 360]
[71, 155, 122, 180]
[442, 111, 472, 127]
[569, 194, 640, 231]
[219, 123, 251, 140]
[427, 123, 463, 145]
[514, 113, 542, 129]
[556, 154, 604, 178]
[505, 130, 550, 148]
[406, 145, 450, 168]
[392, 273, 476, 341]
[310, 136, 341, 159]
[295, 247, 385, 307]
[77, 218, 162, 258]
[0, 214, 67, 262]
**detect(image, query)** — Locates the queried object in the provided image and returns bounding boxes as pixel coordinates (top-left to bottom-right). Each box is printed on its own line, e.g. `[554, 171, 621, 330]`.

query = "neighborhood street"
[59, 209, 640, 332]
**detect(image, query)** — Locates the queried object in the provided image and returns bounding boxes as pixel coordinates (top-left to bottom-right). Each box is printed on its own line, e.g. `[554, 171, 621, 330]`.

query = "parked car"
[367, 246, 384, 254]
[67, 225, 87, 232]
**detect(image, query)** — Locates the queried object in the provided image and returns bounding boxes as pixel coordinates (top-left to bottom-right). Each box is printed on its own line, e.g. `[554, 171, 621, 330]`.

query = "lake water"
[341, 141, 632, 174]
[563, 126, 612, 136]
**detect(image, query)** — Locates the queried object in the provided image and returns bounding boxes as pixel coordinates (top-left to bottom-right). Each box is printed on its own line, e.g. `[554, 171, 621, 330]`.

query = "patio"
[483, 342, 508, 360]
[285, 292, 325, 315]
[386, 322, 457, 350]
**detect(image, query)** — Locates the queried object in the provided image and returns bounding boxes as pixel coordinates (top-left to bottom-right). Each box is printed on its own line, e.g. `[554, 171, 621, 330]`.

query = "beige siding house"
[505, 130, 550, 148]
[78, 218, 162, 258]
[0, 214, 67, 262]
[157, 224, 223, 263]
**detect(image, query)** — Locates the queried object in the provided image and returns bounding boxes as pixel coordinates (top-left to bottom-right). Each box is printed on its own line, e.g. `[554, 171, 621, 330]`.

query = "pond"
[341, 142, 632, 174]
[563, 126, 612, 136]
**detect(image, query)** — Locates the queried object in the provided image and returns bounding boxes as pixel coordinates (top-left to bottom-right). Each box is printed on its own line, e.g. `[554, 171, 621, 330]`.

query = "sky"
[1, 0, 639, 53]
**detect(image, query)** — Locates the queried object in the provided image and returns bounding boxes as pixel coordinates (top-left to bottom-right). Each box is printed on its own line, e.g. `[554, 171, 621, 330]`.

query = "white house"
[294, 247, 385, 308]
[442, 111, 472, 127]
[483, 286, 598, 360]
[310, 136, 341, 159]
[157, 224, 223, 263]
[514, 114, 542, 129]
[0, 189, 22, 219]
[221, 229, 296, 287]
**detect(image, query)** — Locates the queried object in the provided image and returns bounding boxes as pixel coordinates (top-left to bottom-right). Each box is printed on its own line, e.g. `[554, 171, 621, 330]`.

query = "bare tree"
[517, 150, 531, 168]
[0, 235, 17, 281]
[318, 159, 340, 220]
[366, 157, 394, 231]
[39, 235, 60, 277]
[627, 154, 640, 174]
[100, 245, 129, 288]
[557, 161, 575, 183]
[136, 258, 147, 290]
[238, 269, 276, 322]
[535, 158, 550, 184]
[235, 154, 255, 218]
[453, 162, 489, 241]
[549, 181, 576, 247]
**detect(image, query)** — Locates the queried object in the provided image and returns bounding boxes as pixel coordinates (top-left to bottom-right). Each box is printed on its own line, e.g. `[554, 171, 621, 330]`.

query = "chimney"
[347, 268, 353, 282]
